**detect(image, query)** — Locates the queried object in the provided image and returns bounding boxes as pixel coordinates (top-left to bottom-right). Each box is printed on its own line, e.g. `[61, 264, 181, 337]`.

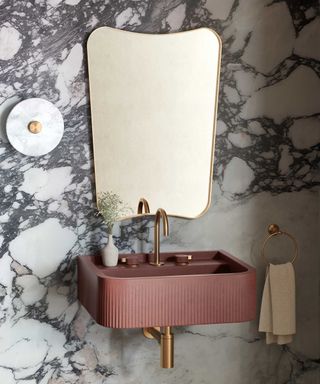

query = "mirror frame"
[87, 27, 222, 220]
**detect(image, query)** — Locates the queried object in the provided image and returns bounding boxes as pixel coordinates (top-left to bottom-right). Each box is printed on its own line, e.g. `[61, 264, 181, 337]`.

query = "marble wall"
[0, 0, 319, 383]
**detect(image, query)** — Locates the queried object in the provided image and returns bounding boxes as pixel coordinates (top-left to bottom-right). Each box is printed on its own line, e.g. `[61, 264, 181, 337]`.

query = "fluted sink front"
[78, 251, 256, 328]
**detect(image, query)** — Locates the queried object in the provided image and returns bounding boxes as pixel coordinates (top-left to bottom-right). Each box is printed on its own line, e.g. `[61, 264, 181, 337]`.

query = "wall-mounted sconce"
[6, 98, 64, 156]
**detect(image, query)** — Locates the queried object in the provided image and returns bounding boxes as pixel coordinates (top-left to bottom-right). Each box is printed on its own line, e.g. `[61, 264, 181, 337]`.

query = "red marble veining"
[78, 251, 256, 328]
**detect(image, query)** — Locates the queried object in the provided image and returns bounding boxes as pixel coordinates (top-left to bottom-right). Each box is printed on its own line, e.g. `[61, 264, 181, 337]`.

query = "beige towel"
[259, 262, 296, 345]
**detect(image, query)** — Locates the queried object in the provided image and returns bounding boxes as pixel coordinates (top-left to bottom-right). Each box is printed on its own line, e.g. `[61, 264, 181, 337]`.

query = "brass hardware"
[125, 255, 140, 268]
[268, 224, 280, 235]
[28, 120, 42, 134]
[137, 198, 150, 214]
[143, 326, 160, 340]
[150, 208, 169, 266]
[143, 327, 174, 368]
[187, 255, 192, 260]
[262, 224, 298, 264]
[175, 254, 190, 266]
[161, 327, 174, 369]
[120, 255, 140, 267]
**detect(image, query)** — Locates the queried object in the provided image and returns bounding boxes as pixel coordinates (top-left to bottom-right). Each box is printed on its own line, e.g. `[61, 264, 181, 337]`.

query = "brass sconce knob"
[28, 120, 42, 134]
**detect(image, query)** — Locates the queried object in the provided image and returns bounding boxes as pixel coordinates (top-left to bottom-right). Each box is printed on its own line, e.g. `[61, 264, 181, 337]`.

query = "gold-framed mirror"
[87, 27, 221, 219]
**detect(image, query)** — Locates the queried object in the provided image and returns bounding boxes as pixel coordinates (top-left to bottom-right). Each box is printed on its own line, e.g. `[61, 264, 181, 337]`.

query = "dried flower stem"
[97, 191, 133, 234]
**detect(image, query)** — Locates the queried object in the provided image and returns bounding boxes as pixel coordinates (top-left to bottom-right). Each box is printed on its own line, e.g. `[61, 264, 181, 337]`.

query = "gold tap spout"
[137, 198, 150, 214]
[151, 208, 169, 266]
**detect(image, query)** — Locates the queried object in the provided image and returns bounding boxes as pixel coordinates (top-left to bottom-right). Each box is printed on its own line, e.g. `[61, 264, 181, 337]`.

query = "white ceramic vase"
[101, 234, 119, 267]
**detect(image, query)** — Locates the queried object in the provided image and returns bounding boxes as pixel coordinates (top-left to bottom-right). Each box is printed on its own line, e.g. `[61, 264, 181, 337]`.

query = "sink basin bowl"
[78, 251, 256, 328]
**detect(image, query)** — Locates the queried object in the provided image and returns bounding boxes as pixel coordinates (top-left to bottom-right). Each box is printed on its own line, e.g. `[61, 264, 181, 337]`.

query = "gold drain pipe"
[143, 326, 174, 368]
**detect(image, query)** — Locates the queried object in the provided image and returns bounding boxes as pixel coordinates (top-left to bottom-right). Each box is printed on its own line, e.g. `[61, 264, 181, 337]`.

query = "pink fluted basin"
[78, 251, 256, 328]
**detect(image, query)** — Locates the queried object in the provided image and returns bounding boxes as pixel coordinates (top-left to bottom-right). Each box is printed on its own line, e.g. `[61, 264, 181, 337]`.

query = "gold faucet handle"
[174, 254, 192, 266]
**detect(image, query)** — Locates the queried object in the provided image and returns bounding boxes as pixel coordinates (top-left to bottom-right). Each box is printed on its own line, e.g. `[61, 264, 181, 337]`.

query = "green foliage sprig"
[97, 191, 133, 234]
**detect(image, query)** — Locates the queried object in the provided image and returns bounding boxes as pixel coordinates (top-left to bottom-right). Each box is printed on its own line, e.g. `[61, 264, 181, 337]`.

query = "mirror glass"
[87, 27, 221, 219]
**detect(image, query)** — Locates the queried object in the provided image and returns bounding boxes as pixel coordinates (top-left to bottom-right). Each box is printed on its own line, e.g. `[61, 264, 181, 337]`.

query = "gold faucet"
[137, 198, 150, 214]
[150, 208, 169, 266]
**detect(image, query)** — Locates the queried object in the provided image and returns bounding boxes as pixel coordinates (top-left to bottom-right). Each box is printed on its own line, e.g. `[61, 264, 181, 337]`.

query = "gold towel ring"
[261, 224, 298, 264]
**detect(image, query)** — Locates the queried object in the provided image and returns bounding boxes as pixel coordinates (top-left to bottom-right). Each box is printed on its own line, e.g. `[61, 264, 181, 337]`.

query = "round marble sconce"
[6, 98, 64, 156]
